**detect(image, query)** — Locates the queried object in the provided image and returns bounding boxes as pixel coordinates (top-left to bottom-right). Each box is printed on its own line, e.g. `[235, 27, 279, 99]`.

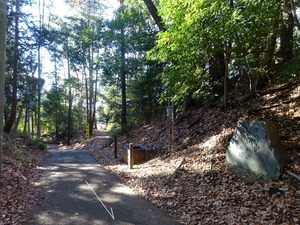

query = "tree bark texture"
[279, 0, 294, 61]
[0, 0, 8, 173]
[264, 18, 279, 68]
[4, 0, 19, 133]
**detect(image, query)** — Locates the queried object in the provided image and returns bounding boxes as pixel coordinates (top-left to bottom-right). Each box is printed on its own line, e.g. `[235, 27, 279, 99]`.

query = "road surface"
[25, 148, 180, 225]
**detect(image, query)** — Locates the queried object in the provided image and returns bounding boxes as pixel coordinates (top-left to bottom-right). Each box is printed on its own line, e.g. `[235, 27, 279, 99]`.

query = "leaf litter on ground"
[88, 80, 300, 224]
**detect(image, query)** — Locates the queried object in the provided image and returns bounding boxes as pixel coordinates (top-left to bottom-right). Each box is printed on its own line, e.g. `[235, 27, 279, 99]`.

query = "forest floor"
[0, 134, 49, 224]
[1, 78, 300, 224]
[88, 78, 300, 224]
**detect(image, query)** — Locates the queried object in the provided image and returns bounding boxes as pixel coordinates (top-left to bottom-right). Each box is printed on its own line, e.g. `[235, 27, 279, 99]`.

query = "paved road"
[25, 148, 179, 225]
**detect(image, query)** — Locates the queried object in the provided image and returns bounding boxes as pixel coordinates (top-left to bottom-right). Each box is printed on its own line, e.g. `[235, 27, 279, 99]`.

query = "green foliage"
[33, 138, 47, 151]
[278, 36, 300, 81]
[6, 0, 299, 142]
[149, 0, 281, 110]
[101, 2, 164, 131]
[41, 86, 68, 138]
[278, 58, 300, 81]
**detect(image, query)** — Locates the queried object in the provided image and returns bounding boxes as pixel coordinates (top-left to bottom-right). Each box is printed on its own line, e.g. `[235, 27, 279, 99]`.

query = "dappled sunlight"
[78, 165, 101, 170]
[110, 183, 135, 196]
[200, 134, 219, 149]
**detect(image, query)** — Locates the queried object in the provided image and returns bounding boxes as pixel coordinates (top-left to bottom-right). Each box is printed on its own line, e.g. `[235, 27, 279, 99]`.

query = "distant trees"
[2, 0, 300, 141]
[101, 1, 163, 132]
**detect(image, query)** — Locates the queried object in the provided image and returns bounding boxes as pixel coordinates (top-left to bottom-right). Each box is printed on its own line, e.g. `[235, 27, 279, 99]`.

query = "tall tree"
[0, 0, 8, 173]
[120, 9, 127, 132]
[66, 53, 72, 145]
[4, 0, 19, 132]
[36, 0, 45, 138]
[278, 0, 294, 61]
[102, 1, 162, 129]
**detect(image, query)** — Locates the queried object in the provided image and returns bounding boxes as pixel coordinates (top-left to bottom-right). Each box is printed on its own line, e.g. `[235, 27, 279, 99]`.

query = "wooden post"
[166, 98, 174, 152]
[128, 143, 133, 169]
[114, 135, 117, 158]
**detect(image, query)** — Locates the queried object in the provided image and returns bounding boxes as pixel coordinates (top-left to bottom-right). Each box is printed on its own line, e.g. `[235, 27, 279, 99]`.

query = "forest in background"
[1, 0, 300, 168]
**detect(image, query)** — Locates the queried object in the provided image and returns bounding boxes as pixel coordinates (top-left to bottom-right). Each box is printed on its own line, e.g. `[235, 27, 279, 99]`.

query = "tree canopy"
[1, 0, 300, 139]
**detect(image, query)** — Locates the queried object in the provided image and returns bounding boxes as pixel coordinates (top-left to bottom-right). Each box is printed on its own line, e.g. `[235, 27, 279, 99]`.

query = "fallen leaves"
[0, 133, 49, 225]
[2, 80, 299, 224]
[88, 79, 300, 224]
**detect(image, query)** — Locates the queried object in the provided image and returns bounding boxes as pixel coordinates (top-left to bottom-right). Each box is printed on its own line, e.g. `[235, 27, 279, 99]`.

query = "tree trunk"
[4, 0, 19, 133]
[121, 22, 127, 133]
[291, 0, 300, 32]
[142, 0, 165, 31]
[84, 63, 90, 137]
[13, 104, 23, 132]
[93, 69, 99, 130]
[263, 18, 279, 69]
[278, 0, 294, 61]
[0, 0, 8, 174]
[88, 46, 94, 136]
[36, 0, 45, 138]
[23, 101, 28, 133]
[208, 51, 226, 97]
[66, 56, 72, 146]
[224, 43, 231, 110]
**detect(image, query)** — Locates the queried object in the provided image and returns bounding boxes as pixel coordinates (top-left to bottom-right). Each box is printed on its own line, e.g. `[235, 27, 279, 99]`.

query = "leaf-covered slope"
[0, 134, 49, 225]
[91, 79, 300, 224]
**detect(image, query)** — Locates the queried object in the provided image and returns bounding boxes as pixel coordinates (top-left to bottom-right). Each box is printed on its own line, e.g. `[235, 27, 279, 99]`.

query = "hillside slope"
[0, 134, 49, 224]
[90, 79, 300, 224]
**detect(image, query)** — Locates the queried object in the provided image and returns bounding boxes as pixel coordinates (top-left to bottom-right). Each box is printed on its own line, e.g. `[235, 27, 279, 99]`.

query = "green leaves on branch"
[150, 0, 281, 109]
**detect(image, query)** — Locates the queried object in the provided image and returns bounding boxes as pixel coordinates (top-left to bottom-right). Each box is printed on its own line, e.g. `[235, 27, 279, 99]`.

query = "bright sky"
[49, 0, 119, 18]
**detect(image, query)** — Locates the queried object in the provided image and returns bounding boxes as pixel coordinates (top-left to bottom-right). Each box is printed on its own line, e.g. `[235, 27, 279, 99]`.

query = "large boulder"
[226, 120, 289, 180]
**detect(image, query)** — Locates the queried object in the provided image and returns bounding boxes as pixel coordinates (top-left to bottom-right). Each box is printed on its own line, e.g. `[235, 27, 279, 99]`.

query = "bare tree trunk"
[66, 56, 72, 146]
[88, 46, 94, 136]
[13, 104, 23, 132]
[4, 0, 19, 133]
[83, 63, 90, 137]
[208, 51, 225, 96]
[120, 23, 127, 133]
[142, 0, 165, 31]
[93, 69, 98, 130]
[278, 0, 294, 61]
[263, 18, 279, 68]
[119, 0, 166, 32]
[23, 101, 28, 133]
[290, 0, 300, 32]
[37, 0, 45, 138]
[0, 0, 8, 174]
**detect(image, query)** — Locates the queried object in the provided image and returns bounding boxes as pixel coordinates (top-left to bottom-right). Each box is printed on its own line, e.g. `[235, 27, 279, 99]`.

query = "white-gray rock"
[226, 120, 289, 179]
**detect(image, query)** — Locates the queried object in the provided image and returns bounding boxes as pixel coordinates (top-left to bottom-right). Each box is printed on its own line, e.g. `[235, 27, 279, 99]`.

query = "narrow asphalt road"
[25, 148, 180, 225]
